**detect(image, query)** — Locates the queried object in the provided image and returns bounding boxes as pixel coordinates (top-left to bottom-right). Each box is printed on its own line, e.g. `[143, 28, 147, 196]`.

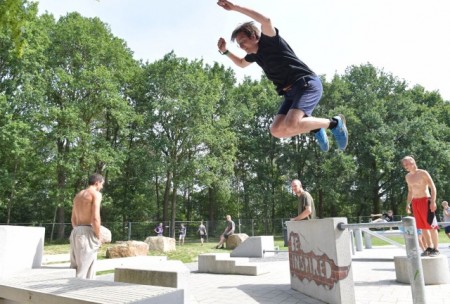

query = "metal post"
[354, 228, 363, 251]
[364, 230, 372, 249]
[350, 230, 355, 255]
[402, 217, 426, 304]
[127, 222, 131, 240]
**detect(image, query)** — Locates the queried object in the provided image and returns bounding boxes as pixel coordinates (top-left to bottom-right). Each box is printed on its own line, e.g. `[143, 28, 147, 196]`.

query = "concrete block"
[0, 226, 45, 280]
[230, 236, 275, 258]
[115, 260, 189, 303]
[287, 218, 354, 304]
[394, 255, 450, 285]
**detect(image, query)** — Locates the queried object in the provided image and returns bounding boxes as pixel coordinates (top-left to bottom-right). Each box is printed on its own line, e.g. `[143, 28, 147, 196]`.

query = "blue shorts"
[445, 226, 450, 234]
[277, 75, 323, 117]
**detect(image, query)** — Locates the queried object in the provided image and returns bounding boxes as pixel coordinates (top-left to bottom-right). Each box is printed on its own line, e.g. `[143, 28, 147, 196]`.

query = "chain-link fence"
[5, 218, 295, 244]
[6, 216, 393, 244]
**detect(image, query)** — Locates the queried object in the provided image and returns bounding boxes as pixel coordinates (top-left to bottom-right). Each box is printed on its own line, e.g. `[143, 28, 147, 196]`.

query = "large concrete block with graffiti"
[287, 218, 354, 304]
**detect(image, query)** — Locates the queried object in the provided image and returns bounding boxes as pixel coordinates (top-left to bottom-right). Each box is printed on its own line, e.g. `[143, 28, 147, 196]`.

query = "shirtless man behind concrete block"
[402, 156, 439, 256]
[70, 173, 104, 279]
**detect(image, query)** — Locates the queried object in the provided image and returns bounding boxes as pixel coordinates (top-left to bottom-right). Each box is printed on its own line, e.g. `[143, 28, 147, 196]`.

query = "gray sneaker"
[331, 114, 348, 150]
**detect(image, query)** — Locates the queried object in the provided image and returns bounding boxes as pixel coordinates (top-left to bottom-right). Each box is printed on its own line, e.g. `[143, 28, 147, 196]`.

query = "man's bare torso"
[406, 169, 431, 198]
[72, 188, 97, 226]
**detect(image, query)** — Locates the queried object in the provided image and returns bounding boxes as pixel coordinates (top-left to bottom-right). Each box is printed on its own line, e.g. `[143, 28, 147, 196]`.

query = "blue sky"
[36, 0, 450, 101]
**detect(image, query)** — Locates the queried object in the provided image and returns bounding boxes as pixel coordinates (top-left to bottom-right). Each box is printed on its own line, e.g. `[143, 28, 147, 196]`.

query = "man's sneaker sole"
[331, 114, 348, 151]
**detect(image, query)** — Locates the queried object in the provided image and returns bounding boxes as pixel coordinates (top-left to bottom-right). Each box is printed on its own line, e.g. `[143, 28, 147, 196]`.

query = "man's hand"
[406, 204, 411, 214]
[217, 37, 227, 53]
[217, 0, 235, 11]
[430, 201, 437, 212]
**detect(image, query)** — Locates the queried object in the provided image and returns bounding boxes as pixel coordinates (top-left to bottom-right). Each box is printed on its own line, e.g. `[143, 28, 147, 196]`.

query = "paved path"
[93, 243, 450, 303]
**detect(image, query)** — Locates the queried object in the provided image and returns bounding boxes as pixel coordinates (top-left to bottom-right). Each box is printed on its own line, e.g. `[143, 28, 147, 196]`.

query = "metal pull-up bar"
[338, 216, 427, 304]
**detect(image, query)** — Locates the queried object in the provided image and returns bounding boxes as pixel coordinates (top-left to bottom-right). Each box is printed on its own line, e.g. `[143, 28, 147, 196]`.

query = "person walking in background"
[442, 201, 450, 247]
[197, 221, 208, 246]
[370, 210, 394, 223]
[154, 222, 163, 236]
[70, 173, 104, 279]
[402, 156, 439, 256]
[215, 215, 235, 249]
[216, 0, 348, 152]
[179, 223, 186, 246]
[290, 179, 316, 221]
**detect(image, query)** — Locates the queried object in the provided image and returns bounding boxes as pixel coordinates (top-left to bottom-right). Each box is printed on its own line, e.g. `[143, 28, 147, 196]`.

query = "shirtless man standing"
[70, 173, 104, 279]
[402, 156, 439, 256]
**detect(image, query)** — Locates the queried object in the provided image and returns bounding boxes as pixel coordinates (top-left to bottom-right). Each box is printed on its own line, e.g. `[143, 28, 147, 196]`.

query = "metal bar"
[337, 217, 426, 304]
[337, 221, 402, 230]
[361, 228, 404, 248]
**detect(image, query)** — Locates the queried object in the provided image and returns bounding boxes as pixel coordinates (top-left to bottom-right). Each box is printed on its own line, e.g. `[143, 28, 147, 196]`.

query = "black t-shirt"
[245, 28, 315, 95]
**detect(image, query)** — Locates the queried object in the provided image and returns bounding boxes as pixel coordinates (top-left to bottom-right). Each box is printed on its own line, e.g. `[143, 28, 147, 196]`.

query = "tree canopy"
[1, 3, 449, 239]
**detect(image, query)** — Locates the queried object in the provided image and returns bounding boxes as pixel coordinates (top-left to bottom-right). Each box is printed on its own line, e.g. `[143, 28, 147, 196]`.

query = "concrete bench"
[114, 260, 190, 303]
[394, 255, 450, 285]
[0, 269, 183, 304]
[198, 253, 268, 276]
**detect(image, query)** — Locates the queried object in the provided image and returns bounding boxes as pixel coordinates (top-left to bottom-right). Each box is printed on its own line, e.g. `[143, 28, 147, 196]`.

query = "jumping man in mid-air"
[217, 1, 348, 151]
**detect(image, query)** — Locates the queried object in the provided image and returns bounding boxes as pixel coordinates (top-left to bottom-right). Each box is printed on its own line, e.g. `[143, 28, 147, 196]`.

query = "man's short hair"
[231, 21, 261, 42]
[88, 173, 104, 186]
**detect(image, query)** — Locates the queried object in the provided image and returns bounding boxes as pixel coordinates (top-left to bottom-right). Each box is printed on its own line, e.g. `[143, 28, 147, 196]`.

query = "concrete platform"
[0, 271, 183, 304]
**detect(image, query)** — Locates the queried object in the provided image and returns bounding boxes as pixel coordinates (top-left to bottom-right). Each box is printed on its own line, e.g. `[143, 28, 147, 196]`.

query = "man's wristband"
[219, 49, 229, 55]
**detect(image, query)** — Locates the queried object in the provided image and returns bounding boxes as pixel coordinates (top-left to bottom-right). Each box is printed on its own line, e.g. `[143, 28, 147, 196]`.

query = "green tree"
[39, 12, 139, 238]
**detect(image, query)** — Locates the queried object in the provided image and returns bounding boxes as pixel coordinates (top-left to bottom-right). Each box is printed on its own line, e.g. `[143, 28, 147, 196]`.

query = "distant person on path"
[442, 201, 450, 246]
[179, 223, 186, 246]
[216, 215, 235, 249]
[370, 210, 394, 223]
[402, 156, 439, 256]
[70, 173, 104, 279]
[216, 0, 348, 152]
[197, 221, 208, 245]
[290, 179, 316, 221]
[154, 222, 163, 236]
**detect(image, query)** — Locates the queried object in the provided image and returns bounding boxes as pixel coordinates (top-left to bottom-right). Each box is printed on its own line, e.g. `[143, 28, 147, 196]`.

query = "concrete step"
[198, 253, 268, 276]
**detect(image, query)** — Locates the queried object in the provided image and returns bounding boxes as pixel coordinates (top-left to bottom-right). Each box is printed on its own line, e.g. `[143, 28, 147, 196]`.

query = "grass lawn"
[368, 229, 450, 246]
[44, 237, 288, 264]
[45, 231, 449, 264]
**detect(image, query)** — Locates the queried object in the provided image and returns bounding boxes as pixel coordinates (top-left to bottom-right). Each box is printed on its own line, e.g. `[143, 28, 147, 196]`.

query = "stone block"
[226, 233, 248, 249]
[144, 236, 176, 253]
[106, 240, 149, 258]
